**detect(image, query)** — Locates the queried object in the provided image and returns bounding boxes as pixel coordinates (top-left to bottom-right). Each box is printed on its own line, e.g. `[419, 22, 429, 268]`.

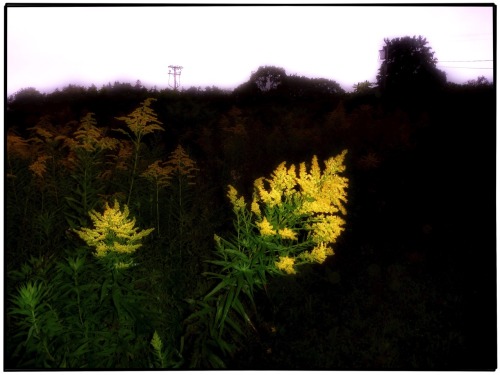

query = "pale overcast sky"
[6, 4, 494, 95]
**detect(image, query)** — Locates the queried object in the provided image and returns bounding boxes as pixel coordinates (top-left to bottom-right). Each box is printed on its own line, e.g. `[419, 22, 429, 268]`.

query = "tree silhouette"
[250, 66, 286, 92]
[377, 36, 446, 100]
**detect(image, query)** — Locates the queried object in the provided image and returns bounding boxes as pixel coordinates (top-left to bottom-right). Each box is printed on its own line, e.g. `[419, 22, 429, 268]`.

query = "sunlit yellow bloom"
[308, 215, 346, 244]
[251, 197, 261, 216]
[254, 177, 282, 207]
[257, 217, 276, 236]
[228, 185, 246, 211]
[269, 162, 297, 196]
[278, 227, 298, 241]
[309, 242, 334, 264]
[74, 200, 154, 258]
[275, 256, 296, 275]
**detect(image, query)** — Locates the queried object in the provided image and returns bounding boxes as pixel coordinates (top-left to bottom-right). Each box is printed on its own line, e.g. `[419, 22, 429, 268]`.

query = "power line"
[438, 59, 493, 62]
[437, 65, 493, 69]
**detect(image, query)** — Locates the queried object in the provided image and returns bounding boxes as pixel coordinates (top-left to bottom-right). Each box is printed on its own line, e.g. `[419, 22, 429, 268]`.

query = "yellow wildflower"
[228, 185, 246, 211]
[74, 200, 154, 258]
[278, 227, 298, 241]
[275, 256, 296, 275]
[257, 217, 276, 237]
[115, 98, 164, 139]
[254, 177, 282, 207]
[269, 162, 297, 196]
[29, 154, 51, 179]
[309, 242, 334, 264]
[308, 215, 346, 244]
[7, 133, 31, 160]
[72, 113, 118, 152]
[166, 145, 198, 181]
[29, 119, 54, 143]
[141, 160, 173, 188]
[250, 197, 261, 216]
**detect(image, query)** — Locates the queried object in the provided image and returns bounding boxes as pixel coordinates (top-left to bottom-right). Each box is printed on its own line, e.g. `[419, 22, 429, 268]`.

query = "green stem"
[31, 307, 56, 363]
[178, 174, 182, 259]
[73, 272, 84, 328]
[156, 181, 160, 237]
[127, 139, 141, 206]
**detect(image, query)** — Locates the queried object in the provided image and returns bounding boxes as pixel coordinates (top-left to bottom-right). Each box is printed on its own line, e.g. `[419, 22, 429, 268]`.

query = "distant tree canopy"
[250, 66, 287, 92]
[235, 65, 345, 99]
[377, 36, 446, 98]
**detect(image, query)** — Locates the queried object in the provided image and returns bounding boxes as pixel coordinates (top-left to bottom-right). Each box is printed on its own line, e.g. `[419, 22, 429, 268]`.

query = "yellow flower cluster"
[278, 227, 298, 241]
[307, 242, 334, 264]
[251, 198, 261, 216]
[228, 185, 246, 211]
[29, 120, 55, 144]
[307, 214, 346, 244]
[74, 200, 154, 258]
[257, 216, 276, 236]
[7, 133, 31, 160]
[296, 153, 348, 216]
[219, 151, 348, 276]
[29, 154, 51, 179]
[115, 98, 164, 139]
[254, 177, 283, 207]
[166, 145, 198, 180]
[142, 160, 173, 188]
[69, 113, 118, 152]
[275, 256, 296, 275]
[252, 150, 348, 271]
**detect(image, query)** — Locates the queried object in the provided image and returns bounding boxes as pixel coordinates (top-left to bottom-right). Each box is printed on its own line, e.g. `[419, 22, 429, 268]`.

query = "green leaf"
[204, 278, 232, 301]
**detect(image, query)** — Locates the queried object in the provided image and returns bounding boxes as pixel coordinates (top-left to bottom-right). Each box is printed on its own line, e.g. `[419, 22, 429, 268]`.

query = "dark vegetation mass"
[5, 36, 496, 370]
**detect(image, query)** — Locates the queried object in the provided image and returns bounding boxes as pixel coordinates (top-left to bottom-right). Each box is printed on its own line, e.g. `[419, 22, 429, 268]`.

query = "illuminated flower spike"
[254, 177, 282, 208]
[278, 227, 298, 241]
[296, 152, 349, 216]
[74, 200, 154, 260]
[275, 256, 296, 275]
[300, 242, 334, 264]
[227, 185, 246, 212]
[250, 196, 261, 217]
[257, 216, 276, 237]
[307, 214, 346, 244]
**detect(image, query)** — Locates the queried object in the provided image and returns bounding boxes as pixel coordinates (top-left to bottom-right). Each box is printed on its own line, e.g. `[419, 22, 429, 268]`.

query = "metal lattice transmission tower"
[168, 65, 183, 91]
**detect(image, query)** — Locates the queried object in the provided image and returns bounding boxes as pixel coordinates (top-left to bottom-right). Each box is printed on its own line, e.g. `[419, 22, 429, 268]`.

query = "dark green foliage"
[376, 36, 447, 106]
[8, 248, 156, 368]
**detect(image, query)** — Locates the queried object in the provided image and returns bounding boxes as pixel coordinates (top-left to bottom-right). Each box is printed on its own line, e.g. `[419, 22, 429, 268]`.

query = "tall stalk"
[114, 98, 164, 206]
